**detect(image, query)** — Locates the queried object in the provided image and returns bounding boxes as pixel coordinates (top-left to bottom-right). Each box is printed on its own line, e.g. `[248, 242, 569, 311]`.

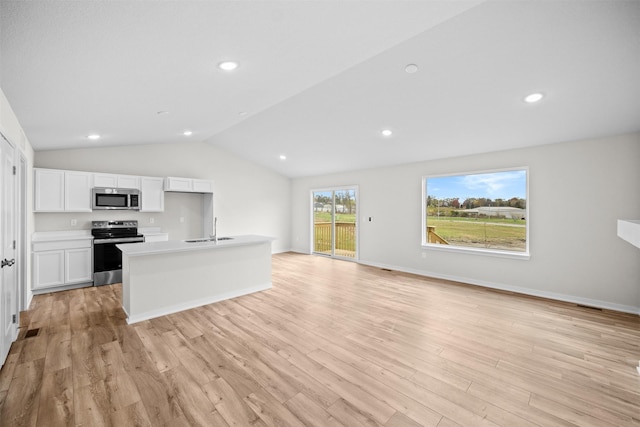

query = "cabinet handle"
[1, 258, 15, 268]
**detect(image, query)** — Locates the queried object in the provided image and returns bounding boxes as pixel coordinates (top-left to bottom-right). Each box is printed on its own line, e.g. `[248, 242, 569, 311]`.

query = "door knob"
[1, 258, 15, 268]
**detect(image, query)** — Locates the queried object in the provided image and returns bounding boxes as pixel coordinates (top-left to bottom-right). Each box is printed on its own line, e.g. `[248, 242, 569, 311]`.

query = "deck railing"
[313, 222, 356, 257]
[313, 223, 447, 257]
[427, 226, 449, 245]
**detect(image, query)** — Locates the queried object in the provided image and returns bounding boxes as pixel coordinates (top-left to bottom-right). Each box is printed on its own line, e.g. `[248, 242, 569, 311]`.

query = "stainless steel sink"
[184, 237, 233, 243]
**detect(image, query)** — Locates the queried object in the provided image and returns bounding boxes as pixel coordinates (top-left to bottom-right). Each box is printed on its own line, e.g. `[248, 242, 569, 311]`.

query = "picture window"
[423, 168, 529, 257]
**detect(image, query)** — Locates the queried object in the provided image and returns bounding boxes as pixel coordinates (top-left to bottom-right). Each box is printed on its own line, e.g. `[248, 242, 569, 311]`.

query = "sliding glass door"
[312, 187, 357, 259]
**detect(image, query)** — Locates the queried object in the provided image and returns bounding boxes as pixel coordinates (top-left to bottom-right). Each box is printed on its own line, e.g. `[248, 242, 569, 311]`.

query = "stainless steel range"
[92, 220, 144, 286]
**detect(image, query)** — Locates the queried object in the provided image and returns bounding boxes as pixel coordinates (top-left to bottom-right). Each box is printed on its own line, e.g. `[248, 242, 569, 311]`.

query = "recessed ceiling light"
[87, 134, 101, 140]
[405, 64, 419, 74]
[279, 155, 287, 160]
[218, 61, 239, 71]
[524, 92, 544, 103]
[183, 130, 193, 136]
[381, 129, 393, 137]
[157, 111, 169, 115]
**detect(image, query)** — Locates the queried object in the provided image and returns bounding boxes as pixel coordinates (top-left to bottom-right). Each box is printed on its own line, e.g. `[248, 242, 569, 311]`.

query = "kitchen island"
[118, 235, 274, 324]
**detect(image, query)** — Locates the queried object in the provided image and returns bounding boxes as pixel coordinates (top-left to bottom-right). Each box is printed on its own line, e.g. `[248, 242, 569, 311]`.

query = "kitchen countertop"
[32, 230, 93, 242]
[617, 219, 640, 249]
[117, 234, 275, 257]
[138, 227, 163, 235]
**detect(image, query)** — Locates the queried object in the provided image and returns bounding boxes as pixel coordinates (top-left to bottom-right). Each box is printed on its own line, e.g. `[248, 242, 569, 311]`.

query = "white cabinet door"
[140, 177, 165, 212]
[192, 179, 214, 193]
[94, 173, 139, 189]
[65, 171, 93, 212]
[117, 175, 140, 189]
[34, 168, 65, 211]
[165, 177, 214, 193]
[93, 173, 118, 188]
[33, 250, 65, 289]
[164, 177, 193, 192]
[65, 248, 93, 284]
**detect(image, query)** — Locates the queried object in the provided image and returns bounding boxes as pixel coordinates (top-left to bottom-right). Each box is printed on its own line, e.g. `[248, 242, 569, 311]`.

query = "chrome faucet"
[211, 217, 218, 243]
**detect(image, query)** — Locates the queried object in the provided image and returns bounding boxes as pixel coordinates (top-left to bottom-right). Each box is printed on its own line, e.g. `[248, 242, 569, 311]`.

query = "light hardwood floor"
[1, 252, 639, 426]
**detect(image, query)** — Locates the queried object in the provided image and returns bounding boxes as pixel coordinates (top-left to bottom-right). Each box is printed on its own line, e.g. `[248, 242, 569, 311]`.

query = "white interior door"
[1, 136, 18, 366]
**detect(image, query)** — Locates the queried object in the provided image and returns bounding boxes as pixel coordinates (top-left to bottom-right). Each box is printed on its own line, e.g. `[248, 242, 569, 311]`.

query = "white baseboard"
[32, 281, 92, 296]
[26, 290, 33, 311]
[273, 247, 294, 254]
[288, 248, 311, 255]
[126, 282, 272, 324]
[358, 260, 640, 315]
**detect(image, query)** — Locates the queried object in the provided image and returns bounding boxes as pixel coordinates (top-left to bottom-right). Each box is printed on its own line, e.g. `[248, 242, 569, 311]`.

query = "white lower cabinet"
[33, 250, 65, 288]
[32, 236, 93, 291]
[65, 248, 93, 283]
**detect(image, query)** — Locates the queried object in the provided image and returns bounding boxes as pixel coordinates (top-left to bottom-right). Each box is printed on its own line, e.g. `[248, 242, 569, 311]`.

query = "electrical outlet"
[70, 219, 77, 226]
[179, 217, 185, 223]
[149, 217, 155, 224]
[421, 252, 427, 259]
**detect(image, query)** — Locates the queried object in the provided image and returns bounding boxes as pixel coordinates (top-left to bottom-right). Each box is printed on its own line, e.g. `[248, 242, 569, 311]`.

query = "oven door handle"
[94, 237, 145, 244]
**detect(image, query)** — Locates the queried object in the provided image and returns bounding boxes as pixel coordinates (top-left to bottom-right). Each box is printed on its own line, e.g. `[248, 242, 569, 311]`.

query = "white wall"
[291, 133, 640, 313]
[34, 141, 292, 253]
[1, 87, 36, 309]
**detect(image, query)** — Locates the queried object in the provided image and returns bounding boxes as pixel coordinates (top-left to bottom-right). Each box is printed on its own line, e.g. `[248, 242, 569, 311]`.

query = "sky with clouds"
[427, 170, 526, 200]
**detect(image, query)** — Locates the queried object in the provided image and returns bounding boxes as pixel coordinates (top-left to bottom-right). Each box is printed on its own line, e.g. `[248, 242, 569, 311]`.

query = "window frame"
[421, 167, 530, 260]
[309, 185, 359, 261]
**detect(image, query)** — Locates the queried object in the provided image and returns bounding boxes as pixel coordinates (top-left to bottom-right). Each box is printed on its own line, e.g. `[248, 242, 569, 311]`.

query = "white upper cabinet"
[165, 177, 214, 193]
[35, 168, 92, 212]
[64, 171, 93, 212]
[164, 176, 193, 192]
[117, 174, 140, 189]
[94, 173, 140, 189]
[35, 168, 212, 213]
[34, 168, 65, 211]
[193, 179, 214, 193]
[140, 176, 165, 212]
[93, 173, 118, 188]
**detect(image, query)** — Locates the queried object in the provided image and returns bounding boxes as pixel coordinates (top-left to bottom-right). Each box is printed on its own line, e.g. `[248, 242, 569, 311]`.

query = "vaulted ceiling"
[2, 1, 639, 177]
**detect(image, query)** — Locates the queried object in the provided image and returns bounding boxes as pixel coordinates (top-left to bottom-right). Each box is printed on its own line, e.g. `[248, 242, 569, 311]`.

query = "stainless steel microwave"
[92, 187, 140, 210]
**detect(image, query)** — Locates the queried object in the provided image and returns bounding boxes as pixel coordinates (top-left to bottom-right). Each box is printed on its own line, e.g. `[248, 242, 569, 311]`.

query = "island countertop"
[119, 234, 274, 323]
[117, 234, 275, 257]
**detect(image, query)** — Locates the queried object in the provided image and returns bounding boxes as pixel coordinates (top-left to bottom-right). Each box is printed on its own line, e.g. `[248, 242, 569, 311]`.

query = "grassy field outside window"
[423, 169, 528, 254]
